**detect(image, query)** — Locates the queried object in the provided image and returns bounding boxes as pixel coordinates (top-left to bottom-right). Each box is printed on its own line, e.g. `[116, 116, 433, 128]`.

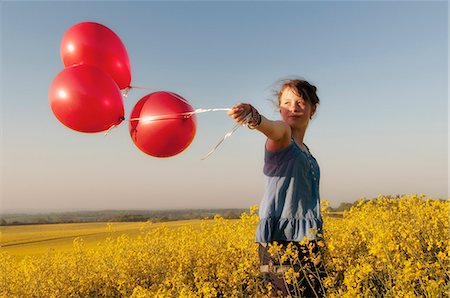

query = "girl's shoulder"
[265, 123, 292, 153]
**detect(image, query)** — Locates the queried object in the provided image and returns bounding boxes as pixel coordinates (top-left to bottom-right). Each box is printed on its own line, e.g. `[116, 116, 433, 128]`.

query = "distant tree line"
[330, 202, 354, 212]
[0, 208, 248, 226]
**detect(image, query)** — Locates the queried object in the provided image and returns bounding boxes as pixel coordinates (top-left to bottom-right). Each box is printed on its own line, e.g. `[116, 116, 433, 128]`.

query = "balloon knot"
[121, 86, 131, 98]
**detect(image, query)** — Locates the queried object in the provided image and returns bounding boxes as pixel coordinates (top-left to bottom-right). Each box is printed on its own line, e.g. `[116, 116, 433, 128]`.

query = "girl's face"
[279, 87, 316, 128]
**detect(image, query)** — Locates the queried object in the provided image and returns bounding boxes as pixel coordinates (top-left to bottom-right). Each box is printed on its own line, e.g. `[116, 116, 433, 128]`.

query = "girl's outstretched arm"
[227, 103, 291, 151]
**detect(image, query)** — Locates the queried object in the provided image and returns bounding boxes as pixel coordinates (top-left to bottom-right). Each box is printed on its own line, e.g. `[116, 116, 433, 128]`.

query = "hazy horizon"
[3, 193, 447, 215]
[0, 206, 250, 215]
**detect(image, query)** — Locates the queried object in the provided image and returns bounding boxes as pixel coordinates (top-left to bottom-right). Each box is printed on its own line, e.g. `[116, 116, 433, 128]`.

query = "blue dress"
[255, 140, 323, 243]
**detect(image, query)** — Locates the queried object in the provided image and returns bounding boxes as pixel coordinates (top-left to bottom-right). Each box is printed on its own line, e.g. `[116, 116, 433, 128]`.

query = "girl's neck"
[291, 127, 306, 147]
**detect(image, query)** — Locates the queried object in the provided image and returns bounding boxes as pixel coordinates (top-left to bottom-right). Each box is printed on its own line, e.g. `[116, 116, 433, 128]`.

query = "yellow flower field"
[1, 220, 207, 259]
[1, 194, 448, 297]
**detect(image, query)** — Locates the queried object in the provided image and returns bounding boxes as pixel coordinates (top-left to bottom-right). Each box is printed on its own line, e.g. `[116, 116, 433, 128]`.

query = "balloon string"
[128, 87, 193, 106]
[129, 85, 158, 91]
[201, 113, 252, 160]
[104, 123, 119, 136]
[129, 108, 230, 122]
[122, 85, 159, 98]
[123, 85, 202, 108]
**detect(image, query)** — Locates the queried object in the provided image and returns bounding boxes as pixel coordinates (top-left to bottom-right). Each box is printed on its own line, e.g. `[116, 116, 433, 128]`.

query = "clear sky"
[1, 1, 448, 213]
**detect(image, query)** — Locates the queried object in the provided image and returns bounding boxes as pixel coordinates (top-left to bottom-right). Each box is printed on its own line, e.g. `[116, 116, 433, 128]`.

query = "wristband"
[247, 104, 262, 129]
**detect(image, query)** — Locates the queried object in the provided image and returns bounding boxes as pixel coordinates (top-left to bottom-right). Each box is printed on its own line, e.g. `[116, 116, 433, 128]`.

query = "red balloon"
[60, 22, 131, 90]
[129, 92, 197, 157]
[49, 64, 125, 133]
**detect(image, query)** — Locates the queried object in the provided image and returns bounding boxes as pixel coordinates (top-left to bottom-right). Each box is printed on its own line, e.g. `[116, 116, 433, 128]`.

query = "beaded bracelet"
[247, 104, 262, 129]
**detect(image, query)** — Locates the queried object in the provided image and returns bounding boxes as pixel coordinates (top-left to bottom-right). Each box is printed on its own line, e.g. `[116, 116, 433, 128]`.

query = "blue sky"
[1, 1, 448, 212]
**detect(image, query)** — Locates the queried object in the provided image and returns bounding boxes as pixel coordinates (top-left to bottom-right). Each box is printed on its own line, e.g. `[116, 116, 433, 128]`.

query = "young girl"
[228, 79, 324, 297]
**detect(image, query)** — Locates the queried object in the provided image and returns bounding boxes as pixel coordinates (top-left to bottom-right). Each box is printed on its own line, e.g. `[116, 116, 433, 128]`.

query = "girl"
[228, 79, 324, 297]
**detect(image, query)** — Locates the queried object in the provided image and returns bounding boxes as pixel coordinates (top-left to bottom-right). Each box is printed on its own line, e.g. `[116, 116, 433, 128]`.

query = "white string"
[125, 105, 250, 159]
[200, 113, 252, 160]
[170, 92, 194, 106]
[129, 108, 230, 123]
[104, 123, 119, 136]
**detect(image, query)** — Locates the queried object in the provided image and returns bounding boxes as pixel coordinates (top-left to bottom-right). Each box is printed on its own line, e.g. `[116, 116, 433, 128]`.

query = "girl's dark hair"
[276, 78, 320, 106]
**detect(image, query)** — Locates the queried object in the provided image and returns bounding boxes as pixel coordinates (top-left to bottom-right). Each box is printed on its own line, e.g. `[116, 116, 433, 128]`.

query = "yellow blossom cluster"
[1, 195, 448, 297]
[322, 194, 449, 298]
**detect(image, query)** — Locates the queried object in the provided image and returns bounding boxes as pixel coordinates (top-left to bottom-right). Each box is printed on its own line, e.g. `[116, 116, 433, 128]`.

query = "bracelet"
[247, 104, 262, 129]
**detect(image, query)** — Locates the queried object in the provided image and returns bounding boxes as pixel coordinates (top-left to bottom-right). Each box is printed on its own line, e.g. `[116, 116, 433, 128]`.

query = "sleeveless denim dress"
[255, 140, 323, 243]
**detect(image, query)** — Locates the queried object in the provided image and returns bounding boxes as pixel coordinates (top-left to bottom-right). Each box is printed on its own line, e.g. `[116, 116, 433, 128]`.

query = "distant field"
[0, 220, 208, 259]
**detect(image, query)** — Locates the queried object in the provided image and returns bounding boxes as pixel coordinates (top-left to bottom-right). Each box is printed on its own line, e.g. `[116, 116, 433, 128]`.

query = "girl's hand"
[228, 103, 291, 151]
[227, 103, 252, 125]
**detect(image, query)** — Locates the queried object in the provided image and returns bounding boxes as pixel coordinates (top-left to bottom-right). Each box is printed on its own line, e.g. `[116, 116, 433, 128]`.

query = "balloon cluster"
[49, 22, 197, 157]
